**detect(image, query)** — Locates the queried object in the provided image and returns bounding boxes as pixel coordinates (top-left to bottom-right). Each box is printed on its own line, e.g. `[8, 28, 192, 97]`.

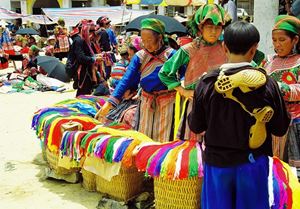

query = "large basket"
[46, 148, 80, 175]
[81, 168, 97, 192]
[154, 177, 202, 209]
[96, 166, 145, 202]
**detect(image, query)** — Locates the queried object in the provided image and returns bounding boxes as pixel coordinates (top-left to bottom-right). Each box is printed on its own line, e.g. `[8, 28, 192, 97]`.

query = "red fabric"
[0, 61, 8, 69]
[273, 157, 293, 209]
[21, 47, 29, 54]
[50, 118, 98, 150]
[179, 141, 195, 179]
[4, 50, 16, 55]
[83, 133, 102, 155]
[135, 144, 165, 171]
[178, 37, 193, 46]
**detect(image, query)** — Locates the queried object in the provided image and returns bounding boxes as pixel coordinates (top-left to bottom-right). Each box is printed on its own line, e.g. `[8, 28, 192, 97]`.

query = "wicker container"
[44, 121, 83, 175]
[154, 177, 202, 209]
[81, 168, 97, 192]
[46, 148, 81, 175]
[95, 166, 145, 202]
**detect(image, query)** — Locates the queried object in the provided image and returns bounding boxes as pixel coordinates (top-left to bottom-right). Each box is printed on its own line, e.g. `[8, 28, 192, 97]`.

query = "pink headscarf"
[130, 36, 142, 51]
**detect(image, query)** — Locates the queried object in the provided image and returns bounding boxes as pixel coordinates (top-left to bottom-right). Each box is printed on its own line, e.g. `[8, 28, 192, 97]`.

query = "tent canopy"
[42, 6, 154, 27]
[0, 7, 54, 25]
[0, 7, 25, 19]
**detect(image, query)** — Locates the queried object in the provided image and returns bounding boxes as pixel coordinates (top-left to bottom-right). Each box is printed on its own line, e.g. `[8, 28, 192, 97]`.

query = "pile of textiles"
[32, 95, 107, 152]
[60, 126, 153, 168]
[135, 140, 204, 179]
[0, 73, 69, 93]
[270, 157, 300, 209]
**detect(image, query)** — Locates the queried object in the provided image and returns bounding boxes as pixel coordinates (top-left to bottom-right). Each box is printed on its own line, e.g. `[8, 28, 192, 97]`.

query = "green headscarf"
[188, 4, 225, 37]
[273, 15, 300, 35]
[30, 45, 41, 53]
[141, 18, 168, 44]
[141, 18, 165, 35]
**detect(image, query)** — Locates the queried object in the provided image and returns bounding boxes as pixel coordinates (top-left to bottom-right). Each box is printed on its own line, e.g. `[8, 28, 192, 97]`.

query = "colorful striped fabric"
[270, 157, 300, 209]
[60, 125, 155, 167]
[135, 140, 203, 179]
[32, 95, 107, 152]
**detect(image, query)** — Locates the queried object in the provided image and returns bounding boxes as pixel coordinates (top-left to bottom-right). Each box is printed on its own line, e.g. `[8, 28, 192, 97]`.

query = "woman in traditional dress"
[72, 21, 102, 96]
[95, 18, 177, 142]
[159, 4, 227, 140]
[264, 15, 300, 175]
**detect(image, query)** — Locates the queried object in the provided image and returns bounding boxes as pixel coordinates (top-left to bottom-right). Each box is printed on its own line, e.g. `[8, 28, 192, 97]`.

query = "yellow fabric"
[174, 92, 188, 140]
[57, 155, 80, 169]
[165, 0, 191, 6]
[94, 126, 153, 142]
[47, 115, 97, 152]
[83, 156, 121, 181]
[159, 0, 168, 6]
[124, 0, 141, 4]
[279, 158, 300, 209]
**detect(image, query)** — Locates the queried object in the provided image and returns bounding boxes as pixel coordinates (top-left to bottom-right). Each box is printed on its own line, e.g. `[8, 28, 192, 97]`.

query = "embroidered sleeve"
[278, 67, 300, 101]
[110, 54, 141, 104]
[159, 48, 189, 90]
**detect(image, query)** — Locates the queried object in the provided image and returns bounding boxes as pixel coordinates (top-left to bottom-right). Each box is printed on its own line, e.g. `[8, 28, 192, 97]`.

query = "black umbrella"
[125, 14, 187, 35]
[16, 28, 39, 35]
[37, 56, 70, 82]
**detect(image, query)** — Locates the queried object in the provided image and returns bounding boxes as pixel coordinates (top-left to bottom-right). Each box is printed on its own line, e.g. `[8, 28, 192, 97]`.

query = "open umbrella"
[16, 28, 39, 35]
[125, 14, 187, 35]
[37, 56, 70, 82]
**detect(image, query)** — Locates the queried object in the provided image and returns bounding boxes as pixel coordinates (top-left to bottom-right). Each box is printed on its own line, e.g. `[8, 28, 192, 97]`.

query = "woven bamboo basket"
[95, 166, 145, 202]
[81, 168, 97, 192]
[46, 148, 80, 175]
[154, 177, 202, 209]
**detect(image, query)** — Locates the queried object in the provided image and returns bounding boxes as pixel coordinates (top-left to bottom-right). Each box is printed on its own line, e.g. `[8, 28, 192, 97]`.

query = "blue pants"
[201, 156, 270, 209]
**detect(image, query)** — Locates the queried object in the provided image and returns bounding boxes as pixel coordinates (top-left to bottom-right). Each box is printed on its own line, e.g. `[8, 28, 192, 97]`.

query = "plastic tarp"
[23, 15, 54, 25]
[0, 7, 25, 19]
[42, 6, 154, 27]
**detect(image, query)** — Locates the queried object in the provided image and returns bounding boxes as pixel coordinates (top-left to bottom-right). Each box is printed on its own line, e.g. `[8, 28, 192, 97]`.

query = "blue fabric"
[111, 49, 176, 100]
[106, 28, 117, 45]
[111, 55, 141, 100]
[201, 156, 270, 209]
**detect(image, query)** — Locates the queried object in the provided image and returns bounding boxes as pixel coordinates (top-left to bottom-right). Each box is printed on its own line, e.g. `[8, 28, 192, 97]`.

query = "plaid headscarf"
[188, 4, 225, 37]
[273, 15, 300, 35]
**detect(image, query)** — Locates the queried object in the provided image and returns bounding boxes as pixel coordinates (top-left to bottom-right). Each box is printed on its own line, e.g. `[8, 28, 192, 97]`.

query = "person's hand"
[95, 54, 103, 62]
[95, 102, 112, 122]
[175, 86, 194, 100]
[123, 90, 136, 100]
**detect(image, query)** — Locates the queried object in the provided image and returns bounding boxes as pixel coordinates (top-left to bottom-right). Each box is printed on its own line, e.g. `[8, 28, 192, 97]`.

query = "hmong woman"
[159, 4, 227, 140]
[95, 18, 177, 142]
[264, 15, 300, 175]
[72, 21, 102, 96]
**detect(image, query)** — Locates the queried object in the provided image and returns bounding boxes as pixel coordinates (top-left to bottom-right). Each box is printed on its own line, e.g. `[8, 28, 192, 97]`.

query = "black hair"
[120, 51, 129, 57]
[224, 21, 260, 55]
[96, 17, 104, 27]
[128, 45, 138, 53]
[282, 30, 298, 39]
[221, 0, 229, 6]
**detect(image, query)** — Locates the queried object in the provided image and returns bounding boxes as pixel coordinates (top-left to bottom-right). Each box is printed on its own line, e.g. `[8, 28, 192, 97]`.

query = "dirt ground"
[0, 68, 101, 209]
